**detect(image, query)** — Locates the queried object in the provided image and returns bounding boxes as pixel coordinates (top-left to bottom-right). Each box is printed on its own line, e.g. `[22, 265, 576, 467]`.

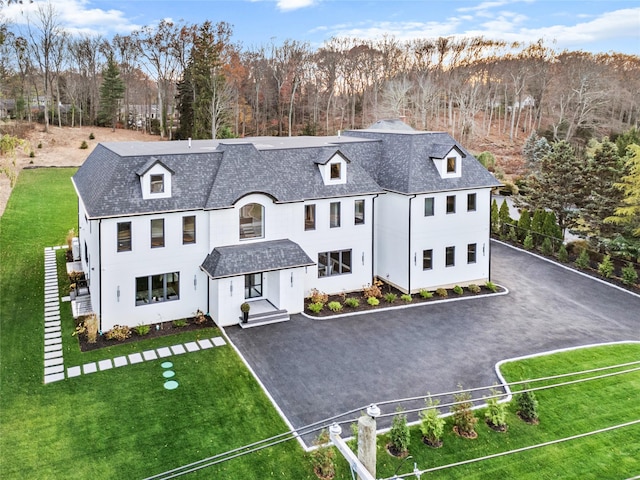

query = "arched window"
[239, 203, 264, 239]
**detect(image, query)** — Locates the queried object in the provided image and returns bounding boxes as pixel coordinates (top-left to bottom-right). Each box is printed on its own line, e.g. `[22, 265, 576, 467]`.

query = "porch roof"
[200, 239, 315, 280]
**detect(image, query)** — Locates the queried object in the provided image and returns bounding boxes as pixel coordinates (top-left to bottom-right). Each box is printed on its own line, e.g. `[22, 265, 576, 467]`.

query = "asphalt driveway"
[225, 241, 640, 440]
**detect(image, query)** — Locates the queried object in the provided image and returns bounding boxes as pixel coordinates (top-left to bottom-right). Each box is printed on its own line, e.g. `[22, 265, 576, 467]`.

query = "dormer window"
[447, 157, 456, 173]
[150, 174, 164, 193]
[330, 163, 341, 180]
[432, 146, 464, 179]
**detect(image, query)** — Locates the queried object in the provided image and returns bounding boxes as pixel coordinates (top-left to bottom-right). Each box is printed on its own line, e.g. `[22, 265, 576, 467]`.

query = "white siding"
[375, 192, 410, 291]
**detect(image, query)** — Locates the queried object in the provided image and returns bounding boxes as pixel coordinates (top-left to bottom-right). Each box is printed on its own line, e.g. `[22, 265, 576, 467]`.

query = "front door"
[244, 273, 263, 299]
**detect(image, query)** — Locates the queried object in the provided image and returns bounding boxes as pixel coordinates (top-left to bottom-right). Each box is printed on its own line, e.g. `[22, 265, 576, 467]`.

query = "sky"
[3, 0, 640, 55]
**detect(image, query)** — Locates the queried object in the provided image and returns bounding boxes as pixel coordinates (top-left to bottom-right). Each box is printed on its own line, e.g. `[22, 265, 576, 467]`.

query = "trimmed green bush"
[419, 396, 445, 447]
[541, 237, 553, 255]
[557, 243, 569, 262]
[307, 302, 324, 313]
[367, 296, 380, 306]
[133, 324, 150, 336]
[484, 281, 498, 293]
[383, 292, 397, 303]
[89, 132, 95, 140]
[575, 249, 590, 269]
[468, 284, 481, 294]
[389, 408, 410, 456]
[80, 140, 88, 149]
[435, 288, 448, 297]
[451, 387, 478, 438]
[516, 386, 539, 423]
[400, 294, 412, 302]
[484, 388, 507, 431]
[419, 289, 433, 299]
[344, 297, 360, 308]
[453, 285, 464, 295]
[327, 301, 343, 312]
[523, 234, 534, 250]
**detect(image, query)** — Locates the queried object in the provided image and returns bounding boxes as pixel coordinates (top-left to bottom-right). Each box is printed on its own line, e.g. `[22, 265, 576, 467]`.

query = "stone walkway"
[42, 246, 227, 384]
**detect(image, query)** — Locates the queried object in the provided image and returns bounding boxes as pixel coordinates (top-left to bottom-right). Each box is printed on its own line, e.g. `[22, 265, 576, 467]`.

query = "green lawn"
[1, 169, 638, 479]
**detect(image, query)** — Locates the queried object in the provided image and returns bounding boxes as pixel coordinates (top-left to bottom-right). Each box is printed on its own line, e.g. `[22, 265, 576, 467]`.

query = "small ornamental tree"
[621, 263, 638, 286]
[517, 209, 531, 241]
[516, 386, 539, 423]
[499, 199, 512, 232]
[557, 243, 569, 262]
[484, 388, 508, 432]
[388, 407, 410, 456]
[541, 237, 553, 256]
[598, 254, 614, 278]
[490, 199, 499, 234]
[310, 430, 336, 479]
[523, 234, 534, 250]
[451, 387, 478, 439]
[575, 248, 590, 269]
[420, 396, 445, 447]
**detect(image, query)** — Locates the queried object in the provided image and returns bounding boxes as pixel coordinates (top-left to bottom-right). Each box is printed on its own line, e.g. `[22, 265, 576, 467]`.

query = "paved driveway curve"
[225, 241, 640, 439]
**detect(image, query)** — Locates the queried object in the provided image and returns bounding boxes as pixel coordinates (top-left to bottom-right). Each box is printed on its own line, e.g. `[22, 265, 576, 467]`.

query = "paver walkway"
[42, 246, 226, 384]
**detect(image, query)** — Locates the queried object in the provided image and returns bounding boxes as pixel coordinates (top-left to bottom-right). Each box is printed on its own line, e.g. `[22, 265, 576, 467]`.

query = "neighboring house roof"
[200, 239, 314, 279]
[72, 120, 500, 219]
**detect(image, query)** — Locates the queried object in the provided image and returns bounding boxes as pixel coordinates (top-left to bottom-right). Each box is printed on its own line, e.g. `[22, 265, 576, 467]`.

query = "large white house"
[72, 119, 501, 330]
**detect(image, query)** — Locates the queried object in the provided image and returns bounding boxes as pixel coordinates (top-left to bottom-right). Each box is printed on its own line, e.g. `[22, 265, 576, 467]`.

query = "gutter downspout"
[98, 219, 102, 333]
[408, 194, 416, 294]
[371, 194, 379, 283]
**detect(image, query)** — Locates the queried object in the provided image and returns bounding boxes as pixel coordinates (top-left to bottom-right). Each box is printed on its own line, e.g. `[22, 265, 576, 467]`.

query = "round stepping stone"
[163, 380, 179, 390]
[162, 370, 175, 378]
[161, 361, 173, 369]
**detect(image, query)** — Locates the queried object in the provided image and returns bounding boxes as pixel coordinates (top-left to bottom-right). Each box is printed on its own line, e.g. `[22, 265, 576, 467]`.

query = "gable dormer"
[315, 150, 348, 186]
[136, 158, 174, 200]
[431, 144, 465, 179]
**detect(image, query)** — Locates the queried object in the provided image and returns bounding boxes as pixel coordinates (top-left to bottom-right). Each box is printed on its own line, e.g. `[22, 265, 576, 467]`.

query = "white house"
[72, 119, 500, 331]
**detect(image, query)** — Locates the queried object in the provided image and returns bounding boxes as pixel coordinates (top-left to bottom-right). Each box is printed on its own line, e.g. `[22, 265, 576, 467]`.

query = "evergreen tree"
[490, 199, 499, 234]
[523, 132, 551, 174]
[517, 209, 531, 241]
[606, 144, 640, 238]
[579, 139, 626, 240]
[98, 55, 125, 131]
[524, 141, 584, 236]
[615, 127, 640, 156]
[499, 199, 512, 231]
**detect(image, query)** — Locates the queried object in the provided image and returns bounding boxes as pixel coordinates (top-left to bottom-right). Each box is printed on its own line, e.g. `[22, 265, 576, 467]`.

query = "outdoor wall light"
[117, 285, 120, 302]
[230, 281, 233, 296]
[362, 252, 365, 265]
[193, 275, 197, 290]
[290, 272, 293, 287]
[414, 252, 416, 266]
[483, 243, 486, 256]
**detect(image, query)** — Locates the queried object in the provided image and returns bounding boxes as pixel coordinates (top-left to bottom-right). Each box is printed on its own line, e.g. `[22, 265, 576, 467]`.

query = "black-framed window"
[447, 157, 456, 173]
[151, 219, 164, 248]
[330, 163, 341, 179]
[318, 249, 352, 277]
[354, 199, 365, 225]
[424, 197, 434, 216]
[117, 222, 131, 252]
[183, 216, 196, 244]
[240, 203, 264, 239]
[467, 243, 477, 264]
[445, 246, 455, 267]
[330, 201, 341, 228]
[136, 272, 179, 305]
[150, 174, 164, 193]
[467, 193, 477, 212]
[305, 204, 316, 231]
[423, 249, 433, 270]
[446, 195, 456, 214]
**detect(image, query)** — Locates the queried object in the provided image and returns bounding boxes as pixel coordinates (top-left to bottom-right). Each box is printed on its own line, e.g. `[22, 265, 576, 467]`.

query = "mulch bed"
[385, 443, 409, 458]
[453, 425, 478, 439]
[76, 316, 216, 352]
[486, 420, 508, 432]
[421, 436, 443, 448]
[306, 282, 504, 318]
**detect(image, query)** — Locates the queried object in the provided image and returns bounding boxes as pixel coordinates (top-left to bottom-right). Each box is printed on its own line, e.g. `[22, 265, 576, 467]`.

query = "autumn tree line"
[1, 3, 639, 146]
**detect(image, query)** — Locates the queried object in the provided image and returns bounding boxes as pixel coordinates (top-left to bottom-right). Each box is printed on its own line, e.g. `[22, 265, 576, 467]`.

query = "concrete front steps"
[239, 309, 290, 329]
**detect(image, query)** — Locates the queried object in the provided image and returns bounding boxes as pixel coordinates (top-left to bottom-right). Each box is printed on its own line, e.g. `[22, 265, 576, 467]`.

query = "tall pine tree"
[98, 55, 125, 131]
[606, 144, 640, 238]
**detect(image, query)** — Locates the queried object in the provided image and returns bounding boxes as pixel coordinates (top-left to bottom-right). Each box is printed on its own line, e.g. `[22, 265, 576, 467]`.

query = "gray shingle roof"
[73, 121, 500, 218]
[200, 239, 314, 279]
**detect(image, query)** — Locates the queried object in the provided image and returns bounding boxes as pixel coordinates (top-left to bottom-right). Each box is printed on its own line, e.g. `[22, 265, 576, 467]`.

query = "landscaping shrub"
[80, 140, 88, 149]
[597, 254, 614, 278]
[451, 387, 478, 438]
[453, 285, 463, 295]
[327, 301, 343, 312]
[388, 408, 410, 456]
[419, 396, 445, 448]
[400, 294, 412, 302]
[484, 388, 507, 431]
[575, 249, 590, 269]
[523, 233, 534, 250]
[133, 324, 151, 336]
[309, 288, 328, 304]
[516, 386, 539, 423]
[344, 297, 360, 308]
[362, 279, 383, 298]
[307, 302, 324, 313]
[29, 150, 35, 158]
[310, 430, 336, 479]
[557, 243, 569, 262]
[435, 288, 448, 298]
[89, 132, 95, 139]
[467, 284, 481, 294]
[105, 325, 131, 341]
[506, 226, 518, 243]
[172, 319, 187, 328]
[622, 263, 638, 286]
[484, 281, 498, 293]
[419, 289, 433, 299]
[367, 296, 380, 306]
[383, 292, 397, 303]
[541, 237, 553, 256]
[193, 309, 208, 324]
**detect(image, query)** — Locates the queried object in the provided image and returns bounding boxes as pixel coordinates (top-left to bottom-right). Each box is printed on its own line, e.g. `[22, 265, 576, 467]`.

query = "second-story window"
[446, 195, 456, 214]
[424, 197, 434, 216]
[330, 201, 341, 228]
[354, 199, 365, 225]
[151, 219, 164, 248]
[467, 193, 476, 212]
[117, 222, 131, 252]
[240, 203, 264, 239]
[305, 204, 316, 231]
[183, 216, 196, 244]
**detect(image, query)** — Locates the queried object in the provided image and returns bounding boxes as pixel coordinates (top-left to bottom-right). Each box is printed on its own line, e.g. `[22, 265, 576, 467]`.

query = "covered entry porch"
[200, 239, 314, 327]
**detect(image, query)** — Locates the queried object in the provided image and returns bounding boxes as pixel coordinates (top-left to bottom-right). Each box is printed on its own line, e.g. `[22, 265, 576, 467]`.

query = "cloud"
[323, 18, 462, 42]
[4, 0, 141, 36]
[277, 0, 317, 11]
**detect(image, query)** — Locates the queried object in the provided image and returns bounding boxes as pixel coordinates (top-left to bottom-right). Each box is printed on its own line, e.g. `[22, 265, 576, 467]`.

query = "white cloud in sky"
[3, 0, 141, 36]
[276, 0, 316, 12]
